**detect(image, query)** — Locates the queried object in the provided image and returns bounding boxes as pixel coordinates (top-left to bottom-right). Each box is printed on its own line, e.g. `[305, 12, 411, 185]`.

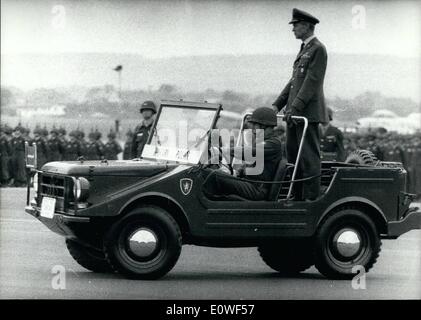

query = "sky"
[1, 0, 420, 58]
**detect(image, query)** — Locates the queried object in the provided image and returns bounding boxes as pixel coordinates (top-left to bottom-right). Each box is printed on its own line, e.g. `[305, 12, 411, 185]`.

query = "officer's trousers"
[286, 122, 321, 200]
[203, 170, 267, 200]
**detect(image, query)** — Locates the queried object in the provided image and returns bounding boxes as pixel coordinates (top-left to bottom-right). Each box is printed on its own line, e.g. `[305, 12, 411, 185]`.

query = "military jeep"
[25, 100, 421, 280]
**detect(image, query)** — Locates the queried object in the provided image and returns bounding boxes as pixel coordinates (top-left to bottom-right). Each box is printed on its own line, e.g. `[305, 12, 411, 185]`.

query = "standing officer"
[319, 107, 345, 161]
[131, 101, 157, 158]
[272, 8, 328, 201]
[47, 127, 64, 161]
[103, 130, 123, 160]
[10, 125, 27, 187]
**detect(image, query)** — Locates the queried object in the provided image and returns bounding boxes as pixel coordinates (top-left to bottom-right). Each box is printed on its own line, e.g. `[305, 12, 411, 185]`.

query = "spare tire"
[345, 150, 379, 166]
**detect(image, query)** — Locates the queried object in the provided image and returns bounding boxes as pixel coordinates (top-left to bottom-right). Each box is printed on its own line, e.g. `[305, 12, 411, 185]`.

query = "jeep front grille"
[38, 174, 73, 212]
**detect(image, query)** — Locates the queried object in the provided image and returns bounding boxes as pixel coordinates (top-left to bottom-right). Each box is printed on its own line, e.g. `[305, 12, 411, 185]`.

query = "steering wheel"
[204, 146, 234, 175]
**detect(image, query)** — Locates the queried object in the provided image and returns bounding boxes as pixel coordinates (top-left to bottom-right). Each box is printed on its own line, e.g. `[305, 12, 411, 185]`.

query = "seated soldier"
[203, 107, 282, 201]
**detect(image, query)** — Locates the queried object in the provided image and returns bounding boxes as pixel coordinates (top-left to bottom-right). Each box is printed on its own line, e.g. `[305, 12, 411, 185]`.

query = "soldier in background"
[63, 130, 81, 161]
[132, 100, 157, 158]
[58, 127, 67, 145]
[103, 130, 123, 160]
[319, 107, 345, 161]
[94, 129, 105, 159]
[77, 129, 88, 158]
[123, 129, 133, 160]
[0, 125, 12, 186]
[32, 126, 49, 168]
[10, 125, 27, 187]
[85, 131, 102, 160]
[47, 127, 64, 161]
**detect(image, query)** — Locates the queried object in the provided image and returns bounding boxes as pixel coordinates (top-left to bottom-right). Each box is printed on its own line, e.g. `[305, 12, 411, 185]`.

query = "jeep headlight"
[33, 173, 38, 193]
[72, 177, 90, 202]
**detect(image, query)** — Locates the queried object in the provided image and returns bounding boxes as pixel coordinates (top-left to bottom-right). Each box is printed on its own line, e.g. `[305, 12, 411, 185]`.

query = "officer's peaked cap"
[289, 8, 320, 25]
[248, 107, 277, 127]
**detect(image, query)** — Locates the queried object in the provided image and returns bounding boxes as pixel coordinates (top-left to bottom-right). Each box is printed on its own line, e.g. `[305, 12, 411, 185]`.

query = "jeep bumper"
[387, 207, 421, 238]
[25, 205, 90, 237]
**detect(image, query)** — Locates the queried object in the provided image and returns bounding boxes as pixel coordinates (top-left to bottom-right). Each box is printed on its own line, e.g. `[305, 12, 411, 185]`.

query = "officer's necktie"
[299, 43, 305, 53]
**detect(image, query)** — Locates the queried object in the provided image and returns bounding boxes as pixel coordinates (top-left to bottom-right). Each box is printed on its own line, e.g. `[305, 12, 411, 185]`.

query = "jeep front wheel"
[66, 239, 113, 273]
[314, 207, 381, 279]
[104, 206, 182, 280]
[258, 239, 315, 275]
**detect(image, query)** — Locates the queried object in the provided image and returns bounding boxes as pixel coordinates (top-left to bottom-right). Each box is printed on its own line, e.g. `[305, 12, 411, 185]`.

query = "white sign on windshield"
[142, 144, 203, 164]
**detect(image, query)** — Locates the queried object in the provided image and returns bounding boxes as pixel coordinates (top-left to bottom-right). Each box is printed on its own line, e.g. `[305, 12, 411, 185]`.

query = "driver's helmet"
[139, 100, 157, 114]
[248, 107, 277, 127]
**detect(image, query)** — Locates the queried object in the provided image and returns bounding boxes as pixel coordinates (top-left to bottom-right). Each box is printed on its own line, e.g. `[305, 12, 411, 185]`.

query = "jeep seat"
[223, 158, 289, 201]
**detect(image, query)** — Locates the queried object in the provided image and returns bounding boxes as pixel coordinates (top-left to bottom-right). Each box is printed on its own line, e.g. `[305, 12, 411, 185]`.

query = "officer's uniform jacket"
[273, 37, 328, 123]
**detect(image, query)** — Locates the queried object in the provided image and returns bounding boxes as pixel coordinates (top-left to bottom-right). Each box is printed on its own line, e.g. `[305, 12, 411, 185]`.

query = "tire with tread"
[258, 239, 315, 275]
[104, 205, 182, 280]
[345, 149, 379, 166]
[66, 239, 113, 273]
[314, 206, 382, 279]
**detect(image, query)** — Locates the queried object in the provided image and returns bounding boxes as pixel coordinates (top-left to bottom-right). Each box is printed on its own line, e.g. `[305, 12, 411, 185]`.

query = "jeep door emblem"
[180, 178, 193, 195]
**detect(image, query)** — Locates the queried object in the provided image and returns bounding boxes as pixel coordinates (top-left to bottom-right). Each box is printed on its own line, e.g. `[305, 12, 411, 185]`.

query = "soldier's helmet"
[88, 131, 96, 140]
[327, 107, 333, 121]
[58, 127, 66, 136]
[140, 100, 157, 114]
[33, 127, 43, 136]
[78, 130, 85, 139]
[69, 130, 78, 138]
[50, 127, 59, 135]
[248, 107, 277, 127]
[3, 124, 13, 135]
[14, 124, 25, 134]
[94, 129, 102, 140]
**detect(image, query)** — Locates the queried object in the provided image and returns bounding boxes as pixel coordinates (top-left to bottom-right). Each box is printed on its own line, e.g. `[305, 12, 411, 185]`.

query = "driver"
[203, 107, 282, 201]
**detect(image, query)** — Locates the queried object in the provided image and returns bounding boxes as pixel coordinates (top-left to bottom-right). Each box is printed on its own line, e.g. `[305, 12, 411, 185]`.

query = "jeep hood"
[41, 159, 174, 177]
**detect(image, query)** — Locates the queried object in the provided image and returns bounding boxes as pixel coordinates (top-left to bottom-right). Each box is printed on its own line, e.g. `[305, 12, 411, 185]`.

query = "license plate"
[40, 197, 56, 219]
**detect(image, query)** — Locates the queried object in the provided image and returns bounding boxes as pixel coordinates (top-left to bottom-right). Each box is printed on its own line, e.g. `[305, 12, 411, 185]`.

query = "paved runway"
[0, 188, 420, 299]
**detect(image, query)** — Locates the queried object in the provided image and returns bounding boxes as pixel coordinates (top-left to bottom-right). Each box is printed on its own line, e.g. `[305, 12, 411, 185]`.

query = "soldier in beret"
[272, 8, 328, 201]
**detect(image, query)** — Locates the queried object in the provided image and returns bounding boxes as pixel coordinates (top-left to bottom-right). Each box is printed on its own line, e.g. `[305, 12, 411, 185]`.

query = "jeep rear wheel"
[258, 239, 315, 275]
[345, 149, 379, 166]
[104, 206, 182, 280]
[314, 207, 381, 279]
[66, 239, 113, 273]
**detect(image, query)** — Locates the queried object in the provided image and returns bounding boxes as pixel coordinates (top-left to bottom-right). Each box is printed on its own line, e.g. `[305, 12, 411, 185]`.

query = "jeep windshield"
[141, 101, 221, 164]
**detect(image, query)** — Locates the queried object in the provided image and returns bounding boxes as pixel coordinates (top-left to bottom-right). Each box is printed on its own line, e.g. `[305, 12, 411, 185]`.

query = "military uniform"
[103, 132, 123, 160]
[319, 124, 345, 162]
[47, 129, 64, 161]
[123, 130, 134, 160]
[32, 136, 49, 168]
[10, 127, 27, 186]
[63, 132, 81, 161]
[273, 8, 328, 200]
[0, 128, 12, 185]
[203, 108, 283, 201]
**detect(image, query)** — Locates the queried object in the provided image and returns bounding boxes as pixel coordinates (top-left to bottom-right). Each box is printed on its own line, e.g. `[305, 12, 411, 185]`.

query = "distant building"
[16, 104, 66, 118]
[356, 109, 421, 134]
